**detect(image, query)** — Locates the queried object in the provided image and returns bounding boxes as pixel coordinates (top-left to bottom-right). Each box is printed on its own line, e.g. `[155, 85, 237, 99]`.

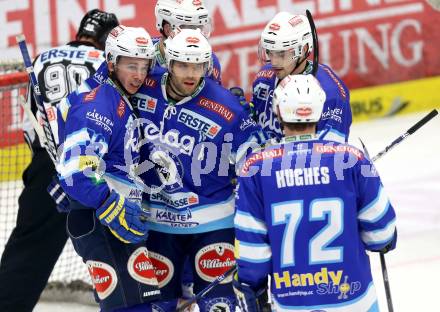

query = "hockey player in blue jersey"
[233, 74, 397, 311]
[130, 28, 265, 311]
[0, 9, 118, 312]
[252, 12, 351, 142]
[56, 26, 162, 311]
[81, 0, 222, 94]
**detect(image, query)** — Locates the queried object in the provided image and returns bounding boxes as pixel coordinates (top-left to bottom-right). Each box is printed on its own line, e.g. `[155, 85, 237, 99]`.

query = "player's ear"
[108, 61, 115, 73]
[276, 106, 283, 122]
[163, 22, 172, 38]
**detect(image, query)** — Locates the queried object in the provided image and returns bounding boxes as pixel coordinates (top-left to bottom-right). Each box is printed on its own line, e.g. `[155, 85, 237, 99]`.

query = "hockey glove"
[229, 86, 257, 121]
[47, 175, 70, 213]
[372, 229, 398, 254]
[96, 190, 149, 244]
[230, 87, 247, 106]
[233, 274, 270, 312]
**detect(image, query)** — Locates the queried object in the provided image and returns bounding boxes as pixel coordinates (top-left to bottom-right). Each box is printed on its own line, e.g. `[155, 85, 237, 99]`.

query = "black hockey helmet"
[76, 9, 119, 48]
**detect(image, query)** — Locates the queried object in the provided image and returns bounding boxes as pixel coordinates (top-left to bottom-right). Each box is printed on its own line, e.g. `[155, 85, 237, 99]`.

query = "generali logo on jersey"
[197, 97, 234, 122]
[195, 243, 235, 283]
[241, 148, 284, 174]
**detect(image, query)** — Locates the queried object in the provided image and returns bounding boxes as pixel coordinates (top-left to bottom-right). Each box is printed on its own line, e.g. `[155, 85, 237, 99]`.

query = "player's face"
[266, 49, 297, 80]
[114, 56, 150, 95]
[169, 61, 206, 96]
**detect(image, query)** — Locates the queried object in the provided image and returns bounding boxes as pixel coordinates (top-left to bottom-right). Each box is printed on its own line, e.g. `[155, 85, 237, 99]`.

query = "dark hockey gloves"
[96, 190, 150, 244]
[230, 86, 256, 121]
[233, 274, 271, 312]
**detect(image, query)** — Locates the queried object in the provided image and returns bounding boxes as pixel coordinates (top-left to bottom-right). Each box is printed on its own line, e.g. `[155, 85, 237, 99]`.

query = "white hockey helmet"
[165, 28, 212, 72]
[105, 25, 156, 70]
[155, 0, 213, 38]
[273, 74, 326, 123]
[258, 12, 313, 64]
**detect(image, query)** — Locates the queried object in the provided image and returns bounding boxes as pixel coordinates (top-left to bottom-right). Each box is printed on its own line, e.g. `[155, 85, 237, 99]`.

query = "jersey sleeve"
[235, 172, 272, 289]
[315, 65, 352, 142]
[356, 158, 397, 251]
[57, 91, 113, 209]
[81, 60, 108, 92]
[209, 53, 222, 85]
[231, 109, 267, 167]
[318, 91, 352, 143]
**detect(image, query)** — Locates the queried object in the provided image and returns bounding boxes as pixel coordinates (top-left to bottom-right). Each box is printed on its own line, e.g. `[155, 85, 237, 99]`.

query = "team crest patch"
[117, 99, 125, 118]
[205, 297, 233, 312]
[86, 260, 118, 300]
[148, 251, 174, 287]
[195, 243, 235, 283]
[127, 247, 159, 286]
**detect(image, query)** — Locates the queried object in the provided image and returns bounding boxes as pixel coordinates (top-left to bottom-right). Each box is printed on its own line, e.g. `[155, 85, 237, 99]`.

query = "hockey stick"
[19, 94, 47, 147]
[358, 108, 438, 312]
[369, 109, 438, 163]
[177, 266, 237, 312]
[16, 34, 58, 163]
[359, 139, 394, 312]
[306, 10, 319, 76]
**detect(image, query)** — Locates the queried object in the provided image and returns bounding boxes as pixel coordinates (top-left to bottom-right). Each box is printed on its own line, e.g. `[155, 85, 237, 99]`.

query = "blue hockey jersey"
[234, 137, 396, 311]
[80, 37, 222, 92]
[251, 62, 352, 142]
[56, 80, 143, 209]
[132, 72, 265, 234]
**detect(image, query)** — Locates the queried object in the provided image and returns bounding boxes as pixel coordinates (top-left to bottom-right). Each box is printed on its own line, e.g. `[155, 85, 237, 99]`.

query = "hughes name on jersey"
[56, 80, 142, 209]
[235, 138, 396, 311]
[252, 62, 352, 142]
[23, 42, 104, 152]
[132, 72, 264, 234]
